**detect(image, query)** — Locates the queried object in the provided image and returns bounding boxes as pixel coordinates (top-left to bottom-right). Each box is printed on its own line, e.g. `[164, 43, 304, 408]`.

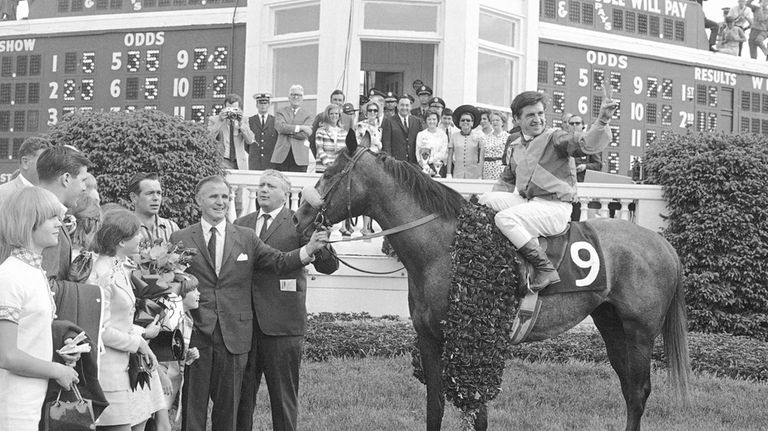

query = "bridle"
[300, 147, 440, 274]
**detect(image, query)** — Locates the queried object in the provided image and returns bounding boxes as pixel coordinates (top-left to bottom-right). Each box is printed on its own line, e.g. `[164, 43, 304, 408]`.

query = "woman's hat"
[452, 104, 481, 129]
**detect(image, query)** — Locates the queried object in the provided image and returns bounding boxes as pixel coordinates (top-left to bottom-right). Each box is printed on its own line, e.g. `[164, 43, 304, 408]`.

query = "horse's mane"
[375, 152, 466, 219]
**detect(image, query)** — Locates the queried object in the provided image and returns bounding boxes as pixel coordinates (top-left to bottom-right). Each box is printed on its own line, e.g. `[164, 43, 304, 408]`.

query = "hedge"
[46, 109, 224, 227]
[644, 132, 768, 340]
[303, 314, 768, 382]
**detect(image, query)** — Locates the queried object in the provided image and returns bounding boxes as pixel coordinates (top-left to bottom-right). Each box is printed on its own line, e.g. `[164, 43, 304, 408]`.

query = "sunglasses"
[460, 119, 473, 123]
[568, 121, 583, 125]
[367, 109, 379, 113]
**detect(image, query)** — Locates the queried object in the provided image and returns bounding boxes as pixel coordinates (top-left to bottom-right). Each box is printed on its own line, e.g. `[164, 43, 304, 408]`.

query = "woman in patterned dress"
[482, 111, 510, 180]
[315, 104, 347, 172]
[0, 187, 80, 431]
[447, 105, 485, 179]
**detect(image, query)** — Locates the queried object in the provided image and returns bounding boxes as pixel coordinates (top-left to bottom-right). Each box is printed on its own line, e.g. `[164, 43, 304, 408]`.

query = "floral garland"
[413, 202, 520, 421]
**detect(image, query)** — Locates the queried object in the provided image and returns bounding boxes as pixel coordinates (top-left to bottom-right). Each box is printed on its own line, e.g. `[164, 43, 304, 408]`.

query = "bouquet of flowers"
[132, 239, 198, 328]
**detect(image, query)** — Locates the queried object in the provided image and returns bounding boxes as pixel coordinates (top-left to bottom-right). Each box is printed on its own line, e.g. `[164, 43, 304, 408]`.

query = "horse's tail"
[662, 253, 691, 403]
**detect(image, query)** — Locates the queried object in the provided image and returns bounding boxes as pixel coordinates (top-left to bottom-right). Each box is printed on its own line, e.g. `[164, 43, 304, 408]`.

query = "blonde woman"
[0, 187, 80, 431]
[356, 100, 383, 153]
[315, 104, 347, 172]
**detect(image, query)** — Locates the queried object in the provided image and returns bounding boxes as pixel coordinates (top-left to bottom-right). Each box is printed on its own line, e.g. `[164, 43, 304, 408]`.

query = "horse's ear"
[345, 128, 358, 155]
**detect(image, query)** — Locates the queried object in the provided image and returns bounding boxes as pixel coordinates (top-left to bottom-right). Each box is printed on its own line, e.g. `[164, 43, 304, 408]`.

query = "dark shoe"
[517, 239, 560, 292]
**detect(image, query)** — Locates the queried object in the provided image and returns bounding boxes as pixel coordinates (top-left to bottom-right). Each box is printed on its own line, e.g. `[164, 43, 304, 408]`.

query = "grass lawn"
[234, 356, 768, 431]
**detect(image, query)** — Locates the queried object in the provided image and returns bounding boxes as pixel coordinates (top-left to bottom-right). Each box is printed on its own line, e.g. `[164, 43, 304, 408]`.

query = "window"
[538, 60, 548, 84]
[582, 2, 594, 25]
[569, 1, 581, 23]
[479, 11, 516, 47]
[274, 4, 320, 35]
[476, 52, 515, 107]
[364, 3, 438, 32]
[273, 44, 319, 97]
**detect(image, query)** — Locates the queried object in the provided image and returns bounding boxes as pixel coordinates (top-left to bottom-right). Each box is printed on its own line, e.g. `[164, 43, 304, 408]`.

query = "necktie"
[404, 117, 408, 129]
[207, 226, 217, 268]
[262, 115, 267, 126]
[228, 120, 237, 167]
[259, 214, 271, 238]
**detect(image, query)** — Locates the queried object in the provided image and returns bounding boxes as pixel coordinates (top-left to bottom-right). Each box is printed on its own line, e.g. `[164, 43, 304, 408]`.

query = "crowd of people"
[208, 81, 544, 184]
[0, 140, 334, 431]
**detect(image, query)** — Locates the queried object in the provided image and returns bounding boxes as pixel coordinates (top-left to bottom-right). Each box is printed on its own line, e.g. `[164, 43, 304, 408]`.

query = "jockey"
[479, 88, 618, 292]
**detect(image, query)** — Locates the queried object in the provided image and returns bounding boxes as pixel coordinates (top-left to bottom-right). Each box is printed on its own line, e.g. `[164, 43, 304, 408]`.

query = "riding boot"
[361, 216, 374, 235]
[518, 239, 560, 293]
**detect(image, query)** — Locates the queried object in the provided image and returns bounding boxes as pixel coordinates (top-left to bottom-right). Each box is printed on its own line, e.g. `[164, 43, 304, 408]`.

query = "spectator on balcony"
[693, 0, 724, 52]
[272, 85, 314, 173]
[429, 97, 446, 118]
[207, 94, 254, 171]
[309, 90, 355, 158]
[747, 0, 768, 59]
[383, 92, 398, 118]
[482, 111, 510, 181]
[475, 109, 493, 139]
[248, 93, 279, 171]
[416, 109, 448, 178]
[315, 104, 347, 172]
[382, 95, 423, 165]
[718, 15, 747, 55]
[411, 85, 433, 120]
[728, 0, 754, 55]
[447, 105, 485, 179]
[440, 108, 457, 139]
[356, 100, 383, 153]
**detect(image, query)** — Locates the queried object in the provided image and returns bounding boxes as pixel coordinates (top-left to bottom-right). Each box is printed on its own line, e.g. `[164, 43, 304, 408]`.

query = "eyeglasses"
[367, 109, 379, 113]
[289, 93, 303, 97]
[568, 121, 583, 125]
[257, 100, 269, 104]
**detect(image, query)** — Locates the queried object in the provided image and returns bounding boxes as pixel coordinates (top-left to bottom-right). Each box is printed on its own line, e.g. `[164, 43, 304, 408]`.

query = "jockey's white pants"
[479, 192, 572, 249]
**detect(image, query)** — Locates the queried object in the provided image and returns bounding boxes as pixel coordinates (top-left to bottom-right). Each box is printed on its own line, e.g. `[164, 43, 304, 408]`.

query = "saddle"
[511, 221, 606, 344]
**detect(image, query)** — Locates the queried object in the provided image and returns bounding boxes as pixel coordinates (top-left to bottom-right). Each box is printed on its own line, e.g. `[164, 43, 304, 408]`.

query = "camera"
[221, 107, 243, 121]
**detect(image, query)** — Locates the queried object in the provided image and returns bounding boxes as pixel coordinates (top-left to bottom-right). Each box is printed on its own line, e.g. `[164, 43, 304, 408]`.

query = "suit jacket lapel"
[262, 207, 289, 242]
[221, 223, 237, 269]
[189, 224, 215, 271]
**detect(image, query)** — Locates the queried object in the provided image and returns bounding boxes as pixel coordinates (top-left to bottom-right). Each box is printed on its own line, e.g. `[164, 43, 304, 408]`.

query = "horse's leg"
[592, 303, 653, 431]
[473, 404, 488, 431]
[418, 334, 445, 431]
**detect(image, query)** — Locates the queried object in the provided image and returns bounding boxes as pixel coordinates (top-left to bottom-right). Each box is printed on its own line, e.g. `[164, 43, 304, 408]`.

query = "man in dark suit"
[171, 175, 328, 431]
[381, 95, 423, 165]
[235, 170, 337, 431]
[248, 92, 279, 170]
[271, 84, 314, 172]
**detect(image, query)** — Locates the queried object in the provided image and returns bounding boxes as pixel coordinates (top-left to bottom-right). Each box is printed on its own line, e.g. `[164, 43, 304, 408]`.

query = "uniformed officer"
[411, 85, 433, 119]
[248, 93, 278, 170]
[383, 92, 398, 117]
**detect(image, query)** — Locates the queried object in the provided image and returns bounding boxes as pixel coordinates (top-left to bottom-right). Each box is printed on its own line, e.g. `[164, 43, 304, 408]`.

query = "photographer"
[207, 94, 255, 170]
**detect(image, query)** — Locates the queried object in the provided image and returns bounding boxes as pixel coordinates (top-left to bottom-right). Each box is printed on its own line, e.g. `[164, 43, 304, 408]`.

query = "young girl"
[0, 187, 80, 431]
[88, 209, 161, 431]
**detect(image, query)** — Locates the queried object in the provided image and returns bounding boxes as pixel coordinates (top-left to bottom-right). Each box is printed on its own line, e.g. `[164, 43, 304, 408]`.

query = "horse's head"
[293, 129, 373, 235]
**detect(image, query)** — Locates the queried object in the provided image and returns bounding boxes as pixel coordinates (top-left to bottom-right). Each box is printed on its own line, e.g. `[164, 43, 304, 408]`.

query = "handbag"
[149, 328, 185, 362]
[42, 384, 96, 431]
[128, 353, 152, 391]
[68, 250, 94, 283]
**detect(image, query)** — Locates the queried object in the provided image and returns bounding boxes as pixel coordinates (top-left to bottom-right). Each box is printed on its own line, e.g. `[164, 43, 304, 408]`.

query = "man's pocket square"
[237, 253, 248, 261]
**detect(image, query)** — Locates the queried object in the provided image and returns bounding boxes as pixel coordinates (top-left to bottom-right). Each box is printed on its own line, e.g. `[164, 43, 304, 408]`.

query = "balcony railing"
[226, 170, 668, 234]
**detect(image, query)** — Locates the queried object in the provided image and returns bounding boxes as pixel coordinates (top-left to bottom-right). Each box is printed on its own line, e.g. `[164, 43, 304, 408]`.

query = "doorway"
[360, 41, 435, 100]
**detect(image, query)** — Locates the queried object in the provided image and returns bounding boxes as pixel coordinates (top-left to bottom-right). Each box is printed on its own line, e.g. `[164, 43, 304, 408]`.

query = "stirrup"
[510, 281, 542, 345]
